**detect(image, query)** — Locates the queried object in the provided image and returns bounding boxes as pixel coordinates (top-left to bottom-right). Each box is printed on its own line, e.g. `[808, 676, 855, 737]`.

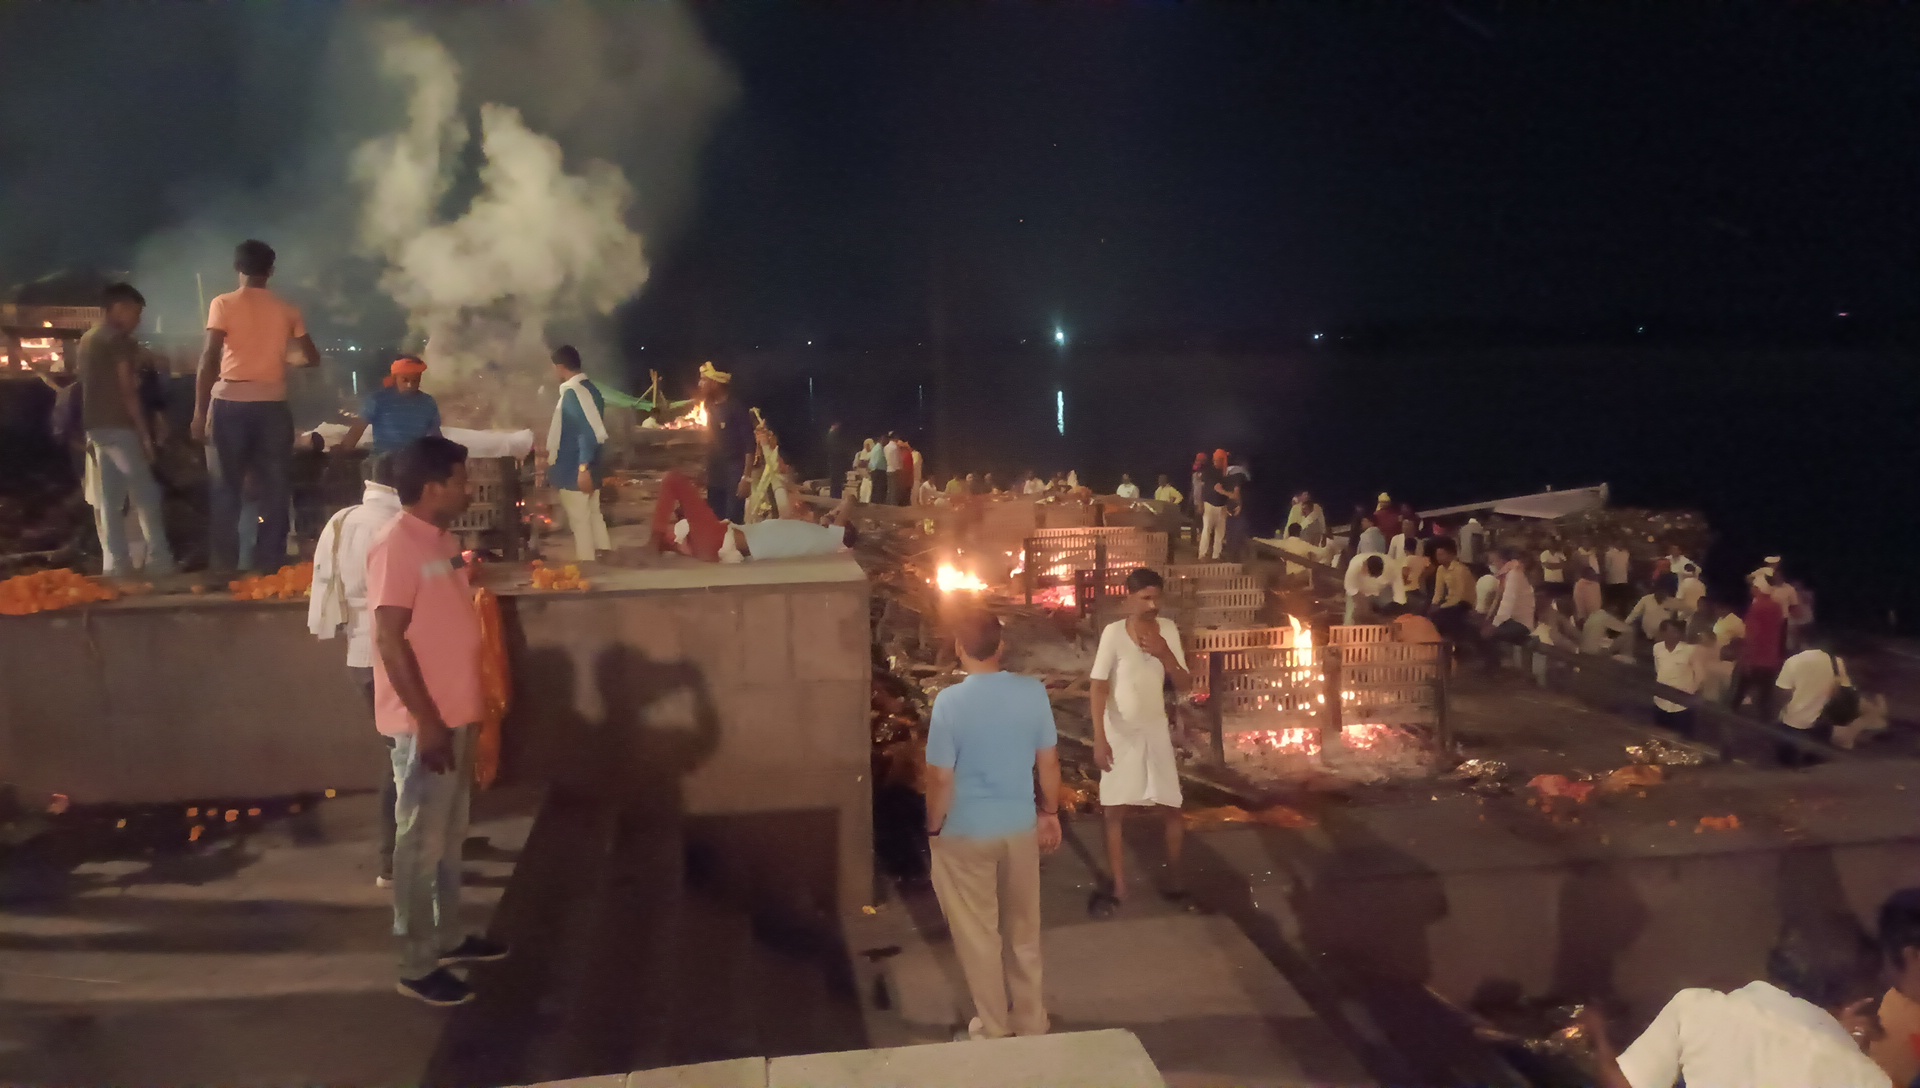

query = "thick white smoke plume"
[353, 22, 652, 423]
[123, 1, 734, 428]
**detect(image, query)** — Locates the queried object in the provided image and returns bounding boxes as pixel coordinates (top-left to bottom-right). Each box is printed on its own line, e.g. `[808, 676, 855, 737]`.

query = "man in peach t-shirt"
[192, 238, 321, 575]
[368, 435, 507, 1006]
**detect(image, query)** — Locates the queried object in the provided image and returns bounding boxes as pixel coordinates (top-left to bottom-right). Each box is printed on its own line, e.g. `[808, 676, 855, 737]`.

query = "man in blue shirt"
[342, 356, 441, 460]
[924, 610, 1061, 1041]
[546, 345, 611, 561]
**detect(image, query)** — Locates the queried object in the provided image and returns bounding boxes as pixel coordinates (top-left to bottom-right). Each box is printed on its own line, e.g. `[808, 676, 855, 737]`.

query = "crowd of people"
[1310, 489, 1861, 758]
[59, 253, 1882, 1056]
[45, 238, 597, 575]
[919, 498, 1898, 1082]
[825, 436, 1857, 768]
[834, 439, 1252, 560]
[49, 240, 328, 580]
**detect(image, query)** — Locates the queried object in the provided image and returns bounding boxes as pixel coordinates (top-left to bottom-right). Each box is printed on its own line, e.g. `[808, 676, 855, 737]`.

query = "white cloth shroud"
[304, 422, 534, 459]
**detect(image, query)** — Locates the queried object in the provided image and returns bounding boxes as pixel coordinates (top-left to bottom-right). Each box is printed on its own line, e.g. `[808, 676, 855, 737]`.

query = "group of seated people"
[1313, 510, 1864, 759]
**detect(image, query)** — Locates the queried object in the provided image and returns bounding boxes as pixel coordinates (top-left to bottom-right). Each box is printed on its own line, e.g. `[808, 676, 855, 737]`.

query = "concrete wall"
[500, 557, 874, 915]
[1193, 805, 1920, 1034]
[0, 556, 874, 915]
[0, 597, 375, 802]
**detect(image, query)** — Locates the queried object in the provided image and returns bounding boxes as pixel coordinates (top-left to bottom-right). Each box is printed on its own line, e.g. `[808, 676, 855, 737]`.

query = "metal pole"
[1208, 652, 1225, 765]
[500, 456, 524, 562]
[1322, 621, 1343, 753]
[1094, 539, 1108, 612]
[1023, 538, 1034, 606]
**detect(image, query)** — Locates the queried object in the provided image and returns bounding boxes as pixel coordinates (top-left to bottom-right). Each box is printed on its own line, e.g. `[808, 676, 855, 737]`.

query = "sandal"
[1087, 889, 1122, 919]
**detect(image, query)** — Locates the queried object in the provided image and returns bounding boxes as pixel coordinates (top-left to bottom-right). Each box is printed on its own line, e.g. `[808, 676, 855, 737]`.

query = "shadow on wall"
[424, 643, 865, 1086]
[1178, 796, 1907, 1087]
[1177, 811, 1509, 1087]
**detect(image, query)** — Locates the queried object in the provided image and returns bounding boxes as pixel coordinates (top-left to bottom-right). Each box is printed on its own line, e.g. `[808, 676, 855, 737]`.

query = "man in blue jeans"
[368, 437, 508, 1006]
[923, 609, 1062, 1040]
[77, 282, 175, 577]
[191, 239, 321, 575]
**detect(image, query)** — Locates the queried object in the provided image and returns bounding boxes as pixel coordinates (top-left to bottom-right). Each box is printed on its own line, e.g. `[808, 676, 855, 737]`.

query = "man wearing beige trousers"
[923, 610, 1063, 1040]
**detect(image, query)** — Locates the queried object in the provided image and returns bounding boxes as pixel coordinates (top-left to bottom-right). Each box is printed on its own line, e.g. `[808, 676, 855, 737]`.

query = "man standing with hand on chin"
[1088, 568, 1192, 917]
[547, 346, 611, 562]
[923, 610, 1062, 1041]
[369, 436, 508, 1007]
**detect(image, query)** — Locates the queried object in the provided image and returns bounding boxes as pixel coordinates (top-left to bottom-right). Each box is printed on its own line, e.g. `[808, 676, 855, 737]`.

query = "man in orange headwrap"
[1197, 449, 1232, 560]
[342, 355, 441, 459]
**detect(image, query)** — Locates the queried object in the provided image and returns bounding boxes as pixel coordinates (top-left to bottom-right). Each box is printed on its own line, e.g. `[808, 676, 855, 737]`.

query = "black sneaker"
[397, 968, 474, 1007]
[439, 936, 510, 966]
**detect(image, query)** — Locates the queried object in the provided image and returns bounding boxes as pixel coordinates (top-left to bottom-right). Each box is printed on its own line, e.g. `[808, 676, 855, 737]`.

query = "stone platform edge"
[518, 1029, 1166, 1088]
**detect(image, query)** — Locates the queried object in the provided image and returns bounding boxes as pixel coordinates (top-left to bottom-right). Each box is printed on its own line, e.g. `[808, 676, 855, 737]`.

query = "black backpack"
[1823, 653, 1861, 725]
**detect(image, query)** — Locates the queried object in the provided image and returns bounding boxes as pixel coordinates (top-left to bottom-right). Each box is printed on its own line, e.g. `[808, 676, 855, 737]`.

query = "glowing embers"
[935, 565, 988, 593]
[1232, 722, 1395, 757]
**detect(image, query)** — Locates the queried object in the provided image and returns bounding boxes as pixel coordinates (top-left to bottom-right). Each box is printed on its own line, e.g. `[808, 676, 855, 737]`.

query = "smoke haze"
[0, 1, 735, 420]
[349, 19, 660, 422]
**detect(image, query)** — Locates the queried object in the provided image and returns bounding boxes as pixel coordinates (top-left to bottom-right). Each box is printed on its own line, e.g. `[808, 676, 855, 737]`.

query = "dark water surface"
[762, 342, 1920, 633]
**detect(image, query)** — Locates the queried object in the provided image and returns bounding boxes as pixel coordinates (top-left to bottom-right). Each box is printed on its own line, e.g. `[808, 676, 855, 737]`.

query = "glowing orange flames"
[1032, 585, 1077, 610]
[1234, 722, 1393, 757]
[666, 402, 709, 429]
[935, 565, 988, 593]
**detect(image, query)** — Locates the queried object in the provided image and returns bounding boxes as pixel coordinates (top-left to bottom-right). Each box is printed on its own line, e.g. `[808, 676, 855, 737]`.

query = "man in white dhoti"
[1088, 567, 1192, 916]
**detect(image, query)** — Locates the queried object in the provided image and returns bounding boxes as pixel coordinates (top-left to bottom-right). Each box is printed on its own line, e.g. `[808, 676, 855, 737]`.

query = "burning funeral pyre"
[853, 504, 1455, 878]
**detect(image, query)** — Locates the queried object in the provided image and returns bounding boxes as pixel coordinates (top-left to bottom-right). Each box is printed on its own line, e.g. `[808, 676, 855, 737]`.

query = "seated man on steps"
[651, 469, 859, 562]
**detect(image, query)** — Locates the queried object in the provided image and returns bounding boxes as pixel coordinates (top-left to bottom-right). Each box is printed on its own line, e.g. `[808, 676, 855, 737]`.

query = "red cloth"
[1740, 594, 1787, 669]
[652, 470, 728, 562]
[1374, 505, 1401, 539]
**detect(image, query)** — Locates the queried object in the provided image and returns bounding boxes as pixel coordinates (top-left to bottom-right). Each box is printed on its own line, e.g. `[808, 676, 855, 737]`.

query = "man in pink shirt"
[191, 239, 321, 575]
[368, 436, 507, 1006]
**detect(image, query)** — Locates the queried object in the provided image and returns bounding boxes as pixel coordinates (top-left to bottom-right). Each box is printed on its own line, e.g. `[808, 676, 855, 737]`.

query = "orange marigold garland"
[0, 569, 121, 616]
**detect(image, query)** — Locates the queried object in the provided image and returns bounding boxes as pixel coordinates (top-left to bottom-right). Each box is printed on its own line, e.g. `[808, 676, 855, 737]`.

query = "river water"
[759, 340, 1919, 635]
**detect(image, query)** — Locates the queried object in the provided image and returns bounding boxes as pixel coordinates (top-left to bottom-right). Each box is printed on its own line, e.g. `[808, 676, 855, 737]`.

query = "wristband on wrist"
[1037, 807, 1057, 816]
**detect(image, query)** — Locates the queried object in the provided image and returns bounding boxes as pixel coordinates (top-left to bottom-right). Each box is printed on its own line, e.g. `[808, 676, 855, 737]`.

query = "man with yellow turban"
[698, 361, 756, 522]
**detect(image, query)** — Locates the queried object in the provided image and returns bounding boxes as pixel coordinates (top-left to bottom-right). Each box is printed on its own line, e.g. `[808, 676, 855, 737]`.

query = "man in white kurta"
[1586, 916, 1888, 1088]
[1088, 567, 1191, 916]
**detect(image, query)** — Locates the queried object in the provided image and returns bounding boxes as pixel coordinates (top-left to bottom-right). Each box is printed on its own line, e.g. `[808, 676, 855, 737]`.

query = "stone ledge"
[513, 1031, 1164, 1088]
[769, 1029, 1164, 1088]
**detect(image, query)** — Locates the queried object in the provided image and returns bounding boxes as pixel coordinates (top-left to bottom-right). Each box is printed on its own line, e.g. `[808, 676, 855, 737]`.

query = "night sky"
[640, 3, 1920, 348]
[3, 3, 1916, 346]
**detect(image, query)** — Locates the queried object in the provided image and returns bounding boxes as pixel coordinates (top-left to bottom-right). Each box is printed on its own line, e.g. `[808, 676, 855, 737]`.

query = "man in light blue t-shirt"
[924, 610, 1061, 1041]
